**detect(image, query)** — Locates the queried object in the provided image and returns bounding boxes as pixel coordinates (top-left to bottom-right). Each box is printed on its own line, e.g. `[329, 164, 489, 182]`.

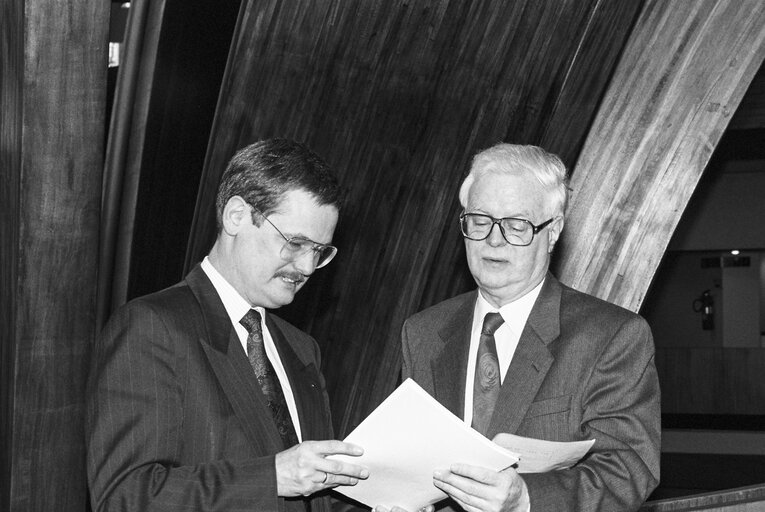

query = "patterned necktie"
[240, 309, 299, 447]
[472, 312, 505, 436]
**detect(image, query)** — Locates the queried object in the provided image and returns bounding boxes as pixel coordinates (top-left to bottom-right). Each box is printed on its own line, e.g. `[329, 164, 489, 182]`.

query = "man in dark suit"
[402, 144, 660, 511]
[87, 139, 369, 511]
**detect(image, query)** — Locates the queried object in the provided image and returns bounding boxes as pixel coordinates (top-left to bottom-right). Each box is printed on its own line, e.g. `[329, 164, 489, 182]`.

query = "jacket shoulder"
[102, 281, 200, 337]
[123, 281, 196, 315]
[405, 291, 475, 327]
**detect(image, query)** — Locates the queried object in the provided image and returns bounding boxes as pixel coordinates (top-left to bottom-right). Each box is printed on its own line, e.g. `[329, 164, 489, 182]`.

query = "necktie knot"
[240, 309, 262, 334]
[481, 312, 504, 336]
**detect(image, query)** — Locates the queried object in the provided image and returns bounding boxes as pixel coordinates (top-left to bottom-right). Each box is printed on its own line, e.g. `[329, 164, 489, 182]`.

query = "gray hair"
[458, 143, 569, 217]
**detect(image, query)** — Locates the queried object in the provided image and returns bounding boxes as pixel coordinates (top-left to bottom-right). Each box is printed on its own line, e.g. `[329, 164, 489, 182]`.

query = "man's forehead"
[468, 172, 548, 216]
[470, 170, 542, 197]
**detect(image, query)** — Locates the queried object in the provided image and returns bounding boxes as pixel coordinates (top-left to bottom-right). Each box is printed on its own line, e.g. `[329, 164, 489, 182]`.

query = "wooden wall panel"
[1, 0, 23, 505]
[553, 0, 765, 311]
[187, 0, 642, 434]
[640, 483, 765, 512]
[0, 0, 108, 510]
[656, 348, 728, 414]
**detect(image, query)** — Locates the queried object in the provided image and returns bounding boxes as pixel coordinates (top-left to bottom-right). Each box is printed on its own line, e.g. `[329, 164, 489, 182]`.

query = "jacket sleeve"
[522, 316, 661, 512]
[86, 300, 281, 512]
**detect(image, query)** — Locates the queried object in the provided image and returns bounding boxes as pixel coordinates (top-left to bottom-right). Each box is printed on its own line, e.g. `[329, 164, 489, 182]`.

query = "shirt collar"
[201, 256, 265, 326]
[475, 278, 545, 334]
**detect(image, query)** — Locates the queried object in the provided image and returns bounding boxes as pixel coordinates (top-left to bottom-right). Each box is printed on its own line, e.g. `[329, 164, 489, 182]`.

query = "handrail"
[640, 483, 765, 511]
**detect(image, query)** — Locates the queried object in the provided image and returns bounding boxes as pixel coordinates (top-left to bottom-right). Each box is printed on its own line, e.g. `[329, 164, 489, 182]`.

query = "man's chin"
[267, 283, 303, 308]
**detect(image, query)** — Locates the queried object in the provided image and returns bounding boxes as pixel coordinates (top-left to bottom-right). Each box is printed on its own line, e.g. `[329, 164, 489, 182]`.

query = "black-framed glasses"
[459, 212, 554, 247]
[251, 207, 338, 268]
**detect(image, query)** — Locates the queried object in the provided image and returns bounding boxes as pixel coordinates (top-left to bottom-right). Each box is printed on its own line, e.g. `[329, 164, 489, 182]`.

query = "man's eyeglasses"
[459, 212, 554, 247]
[251, 207, 338, 268]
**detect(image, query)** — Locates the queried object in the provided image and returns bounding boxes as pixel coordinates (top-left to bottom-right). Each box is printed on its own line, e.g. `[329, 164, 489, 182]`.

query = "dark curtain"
[97, 0, 166, 329]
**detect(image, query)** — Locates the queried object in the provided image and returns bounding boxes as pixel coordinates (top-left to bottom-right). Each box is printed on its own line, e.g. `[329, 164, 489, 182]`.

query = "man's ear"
[548, 216, 564, 252]
[221, 196, 251, 235]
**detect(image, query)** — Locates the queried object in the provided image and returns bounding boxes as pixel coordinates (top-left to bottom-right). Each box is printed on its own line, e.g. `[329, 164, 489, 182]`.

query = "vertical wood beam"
[554, 0, 765, 311]
[0, 0, 108, 509]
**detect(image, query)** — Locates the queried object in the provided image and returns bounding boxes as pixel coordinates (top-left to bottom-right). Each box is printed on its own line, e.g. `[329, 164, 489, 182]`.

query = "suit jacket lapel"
[267, 315, 328, 441]
[432, 292, 476, 419]
[487, 275, 560, 438]
[186, 265, 284, 454]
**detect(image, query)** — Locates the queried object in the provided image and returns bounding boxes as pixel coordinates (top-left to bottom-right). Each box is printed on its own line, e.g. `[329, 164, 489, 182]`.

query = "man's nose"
[486, 223, 507, 247]
[292, 250, 318, 276]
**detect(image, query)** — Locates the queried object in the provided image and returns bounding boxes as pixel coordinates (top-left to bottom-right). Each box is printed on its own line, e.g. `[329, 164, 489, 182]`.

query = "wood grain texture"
[0, 0, 108, 509]
[187, 0, 642, 434]
[655, 348, 765, 415]
[553, 0, 765, 311]
[640, 483, 765, 512]
[0, 0, 23, 505]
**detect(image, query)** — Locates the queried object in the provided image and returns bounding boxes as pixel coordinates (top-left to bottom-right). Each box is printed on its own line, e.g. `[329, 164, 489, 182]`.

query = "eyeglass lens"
[280, 239, 336, 268]
[461, 214, 533, 245]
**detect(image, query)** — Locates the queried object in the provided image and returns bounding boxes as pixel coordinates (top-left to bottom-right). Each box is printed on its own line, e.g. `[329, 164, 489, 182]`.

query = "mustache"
[275, 270, 307, 283]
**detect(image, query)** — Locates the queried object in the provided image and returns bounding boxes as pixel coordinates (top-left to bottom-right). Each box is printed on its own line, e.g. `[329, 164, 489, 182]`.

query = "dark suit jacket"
[402, 274, 660, 512]
[86, 264, 335, 511]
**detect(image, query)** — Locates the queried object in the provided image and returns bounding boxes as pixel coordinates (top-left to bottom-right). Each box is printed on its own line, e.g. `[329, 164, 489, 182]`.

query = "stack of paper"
[329, 379, 519, 510]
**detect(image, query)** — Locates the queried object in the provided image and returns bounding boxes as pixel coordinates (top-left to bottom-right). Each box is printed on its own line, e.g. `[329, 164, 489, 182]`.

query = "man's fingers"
[276, 440, 368, 497]
[433, 473, 462, 496]
[448, 463, 499, 484]
[311, 453, 369, 487]
[433, 467, 484, 494]
[316, 457, 369, 480]
[435, 465, 526, 512]
[373, 506, 433, 512]
[323, 474, 362, 488]
[433, 477, 481, 512]
[306, 439, 364, 457]
[302, 440, 368, 483]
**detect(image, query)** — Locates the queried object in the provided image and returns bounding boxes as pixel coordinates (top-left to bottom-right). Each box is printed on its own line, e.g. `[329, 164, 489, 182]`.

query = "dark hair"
[215, 138, 342, 230]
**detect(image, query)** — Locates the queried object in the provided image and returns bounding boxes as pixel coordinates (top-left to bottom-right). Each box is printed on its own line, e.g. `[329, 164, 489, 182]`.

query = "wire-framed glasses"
[251, 207, 338, 268]
[459, 212, 553, 247]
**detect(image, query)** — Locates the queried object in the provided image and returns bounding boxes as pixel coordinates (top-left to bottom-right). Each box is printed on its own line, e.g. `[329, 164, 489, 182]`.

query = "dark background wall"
[183, 0, 645, 436]
[2, 0, 764, 510]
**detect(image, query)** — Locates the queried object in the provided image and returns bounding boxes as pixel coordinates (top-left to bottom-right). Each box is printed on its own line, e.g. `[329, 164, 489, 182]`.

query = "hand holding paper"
[329, 379, 518, 510]
[330, 379, 595, 510]
[275, 439, 368, 497]
[432, 462, 530, 512]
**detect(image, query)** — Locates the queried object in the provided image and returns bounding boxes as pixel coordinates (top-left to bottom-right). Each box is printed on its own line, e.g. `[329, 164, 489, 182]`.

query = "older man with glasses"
[87, 139, 369, 512]
[402, 143, 661, 511]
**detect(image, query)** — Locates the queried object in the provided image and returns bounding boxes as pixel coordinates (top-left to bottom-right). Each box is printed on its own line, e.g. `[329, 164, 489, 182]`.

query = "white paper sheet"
[329, 378, 519, 510]
[492, 433, 595, 473]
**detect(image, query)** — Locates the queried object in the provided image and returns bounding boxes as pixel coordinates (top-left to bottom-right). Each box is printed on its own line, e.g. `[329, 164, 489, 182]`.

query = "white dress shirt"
[463, 278, 545, 426]
[201, 256, 303, 441]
